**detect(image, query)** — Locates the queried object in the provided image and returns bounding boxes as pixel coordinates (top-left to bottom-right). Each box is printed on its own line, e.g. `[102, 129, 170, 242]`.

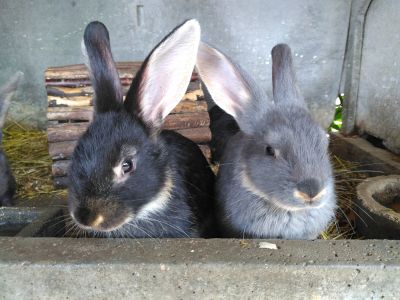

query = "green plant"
[330, 94, 343, 132]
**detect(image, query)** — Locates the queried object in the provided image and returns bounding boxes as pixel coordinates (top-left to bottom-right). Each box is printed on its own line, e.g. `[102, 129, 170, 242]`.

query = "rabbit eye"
[265, 146, 276, 157]
[122, 159, 134, 174]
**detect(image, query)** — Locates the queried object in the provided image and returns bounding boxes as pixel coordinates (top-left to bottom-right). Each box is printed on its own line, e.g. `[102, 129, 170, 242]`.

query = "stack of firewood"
[46, 62, 211, 188]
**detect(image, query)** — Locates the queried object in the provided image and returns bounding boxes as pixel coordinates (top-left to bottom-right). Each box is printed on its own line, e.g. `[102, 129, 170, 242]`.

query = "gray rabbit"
[197, 43, 336, 239]
[0, 72, 22, 206]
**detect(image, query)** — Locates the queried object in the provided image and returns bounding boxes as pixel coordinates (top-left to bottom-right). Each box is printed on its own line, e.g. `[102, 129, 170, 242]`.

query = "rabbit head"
[197, 43, 335, 212]
[68, 20, 201, 233]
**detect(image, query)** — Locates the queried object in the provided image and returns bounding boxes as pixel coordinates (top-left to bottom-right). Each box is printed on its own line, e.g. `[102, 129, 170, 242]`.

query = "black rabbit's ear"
[83, 21, 123, 114]
[0, 71, 23, 129]
[271, 44, 305, 107]
[124, 19, 200, 133]
[196, 42, 270, 135]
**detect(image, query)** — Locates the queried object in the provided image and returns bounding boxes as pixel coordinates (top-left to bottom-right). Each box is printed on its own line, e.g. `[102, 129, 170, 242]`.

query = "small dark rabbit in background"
[0, 72, 22, 206]
[196, 43, 336, 239]
[68, 20, 216, 238]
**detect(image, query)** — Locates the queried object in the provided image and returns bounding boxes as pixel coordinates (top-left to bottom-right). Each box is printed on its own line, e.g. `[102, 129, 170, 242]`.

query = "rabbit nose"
[74, 207, 91, 225]
[74, 207, 104, 227]
[296, 178, 321, 200]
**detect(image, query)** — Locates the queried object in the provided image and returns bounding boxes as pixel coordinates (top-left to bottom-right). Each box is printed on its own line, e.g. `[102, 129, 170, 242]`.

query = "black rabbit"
[68, 20, 216, 238]
[197, 43, 336, 239]
[0, 72, 22, 206]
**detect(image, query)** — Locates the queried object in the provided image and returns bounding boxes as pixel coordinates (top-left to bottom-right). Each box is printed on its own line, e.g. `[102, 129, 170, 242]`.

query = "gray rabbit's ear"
[83, 21, 123, 114]
[0, 71, 23, 129]
[196, 42, 269, 135]
[271, 43, 305, 106]
[124, 19, 200, 133]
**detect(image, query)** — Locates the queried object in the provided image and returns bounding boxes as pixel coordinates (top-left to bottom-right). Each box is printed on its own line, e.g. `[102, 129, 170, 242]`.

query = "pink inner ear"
[135, 20, 201, 130]
[196, 43, 251, 119]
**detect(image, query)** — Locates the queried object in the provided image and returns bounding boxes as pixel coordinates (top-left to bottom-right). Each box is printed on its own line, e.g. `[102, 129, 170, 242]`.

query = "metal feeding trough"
[357, 175, 400, 239]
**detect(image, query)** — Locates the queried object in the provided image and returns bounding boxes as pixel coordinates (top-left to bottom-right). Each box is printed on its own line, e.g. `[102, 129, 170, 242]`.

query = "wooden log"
[52, 160, 70, 177]
[47, 108, 209, 129]
[47, 101, 207, 121]
[47, 94, 204, 108]
[48, 97, 92, 107]
[53, 176, 69, 189]
[45, 62, 143, 81]
[45, 62, 199, 83]
[46, 86, 93, 97]
[175, 127, 211, 143]
[47, 122, 211, 144]
[47, 106, 94, 122]
[47, 123, 87, 143]
[48, 141, 77, 160]
[173, 100, 207, 114]
[47, 91, 203, 108]
[164, 112, 209, 130]
[46, 81, 200, 97]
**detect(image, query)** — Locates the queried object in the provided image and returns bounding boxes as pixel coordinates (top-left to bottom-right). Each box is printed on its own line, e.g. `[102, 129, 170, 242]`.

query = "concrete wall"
[356, 0, 400, 153]
[0, 0, 350, 128]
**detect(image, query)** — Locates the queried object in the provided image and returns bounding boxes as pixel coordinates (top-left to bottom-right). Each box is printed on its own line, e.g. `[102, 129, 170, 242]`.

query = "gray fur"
[197, 43, 336, 239]
[0, 72, 22, 206]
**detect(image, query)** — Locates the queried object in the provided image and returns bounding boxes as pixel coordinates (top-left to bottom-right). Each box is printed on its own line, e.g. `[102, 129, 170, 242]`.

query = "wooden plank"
[47, 123, 87, 143]
[47, 106, 209, 123]
[47, 107, 94, 122]
[172, 100, 207, 114]
[46, 86, 94, 95]
[47, 122, 211, 144]
[175, 127, 211, 143]
[49, 141, 77, 160]
[164, 112, 209, 130]
[45, 62, 143, 81]
[45, 62, 199, 82]
[52, 160, 70, 177]
[47, 94, 204, 108]
[53, 176, 69, 189]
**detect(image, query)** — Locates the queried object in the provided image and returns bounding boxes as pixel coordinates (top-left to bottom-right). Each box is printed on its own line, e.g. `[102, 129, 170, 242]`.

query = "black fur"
[0, 72, 22, 206]
[0, 149, 16, 206]
[68, 20, 216, 237]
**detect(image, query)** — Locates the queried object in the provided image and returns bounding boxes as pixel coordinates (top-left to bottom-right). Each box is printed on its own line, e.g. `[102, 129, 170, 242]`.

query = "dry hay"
[2, 124, 370, 239]
[320, 155, 369, 240]
[2, 122, 67, 202]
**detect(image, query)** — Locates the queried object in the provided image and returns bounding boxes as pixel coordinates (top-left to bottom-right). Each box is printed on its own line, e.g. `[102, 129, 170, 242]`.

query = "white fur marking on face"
[91, 214, 104, 227]
[136, 170, 173, 220]
[293, 190, 311, 202]
[293, 187, 327, 203]
[240, 166, 324, 212]
[314, 187, 327, 200]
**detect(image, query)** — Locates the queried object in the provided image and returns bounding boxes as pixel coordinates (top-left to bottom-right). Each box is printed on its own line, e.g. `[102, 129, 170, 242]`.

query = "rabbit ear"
[0, 71, 23, 129]
[83, 21, 123, 114]
[196, 42, 269, 135]
[271, 43, 304, 106]
[124, 19, 200, 133]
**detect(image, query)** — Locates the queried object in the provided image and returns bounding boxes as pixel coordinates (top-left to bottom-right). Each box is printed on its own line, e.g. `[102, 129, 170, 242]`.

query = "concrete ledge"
[0, 238, 398, 299]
